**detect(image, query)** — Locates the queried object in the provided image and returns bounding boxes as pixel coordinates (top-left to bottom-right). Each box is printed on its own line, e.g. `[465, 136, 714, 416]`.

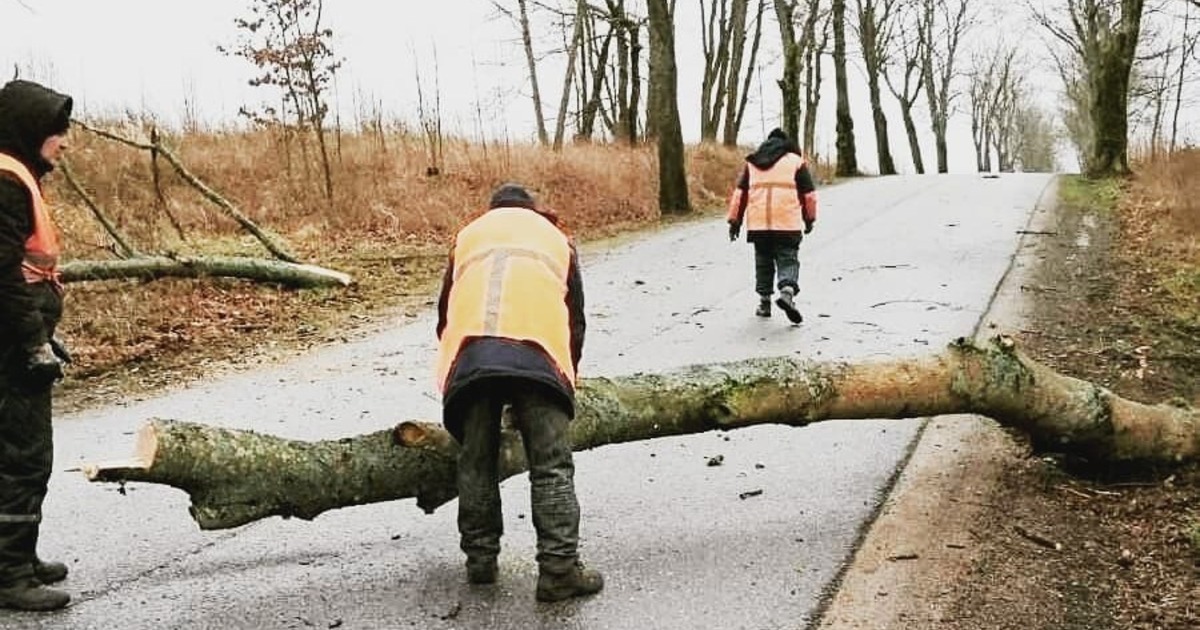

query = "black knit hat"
[488, 183, 537, 210]
[767, 127, 789, 141]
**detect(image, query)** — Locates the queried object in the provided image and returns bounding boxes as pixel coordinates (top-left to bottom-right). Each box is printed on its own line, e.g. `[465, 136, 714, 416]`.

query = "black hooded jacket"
[0, 80, 73, 355]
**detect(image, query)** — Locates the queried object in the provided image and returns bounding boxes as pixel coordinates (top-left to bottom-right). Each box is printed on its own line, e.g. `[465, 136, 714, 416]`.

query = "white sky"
[2, 0, 1196, 174]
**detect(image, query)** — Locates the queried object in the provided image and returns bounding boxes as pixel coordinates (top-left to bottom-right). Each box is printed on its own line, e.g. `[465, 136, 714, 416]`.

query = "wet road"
[6, 173, 1053, 629]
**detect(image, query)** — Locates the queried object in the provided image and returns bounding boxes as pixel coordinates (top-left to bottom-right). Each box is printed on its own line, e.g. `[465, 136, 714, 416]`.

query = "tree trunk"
[832, 0, 860, 176]
[775, 0, 802, 141]
[517, 0, 551, 146]
[647, 0, 692, 213]
[82, 337, 1200, 531]
[59, 256, 352, 289]
[899, 102, 924, 174]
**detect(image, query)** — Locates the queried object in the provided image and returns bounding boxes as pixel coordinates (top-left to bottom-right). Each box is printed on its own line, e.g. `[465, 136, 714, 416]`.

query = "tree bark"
[81, 337, 1200, 531]
[646, 0, 692, 213]
[59, 256, 352, 289]
[832, 0, 860, 176]
[517, 0, 551, 146]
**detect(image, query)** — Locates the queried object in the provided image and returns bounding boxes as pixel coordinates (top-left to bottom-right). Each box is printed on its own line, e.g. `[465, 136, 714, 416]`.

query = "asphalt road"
[5, 173, 1053, 629]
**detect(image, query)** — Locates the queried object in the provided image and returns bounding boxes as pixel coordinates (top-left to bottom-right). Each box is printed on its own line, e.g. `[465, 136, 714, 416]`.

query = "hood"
[0, 80, 73, 178]
[746, 128, 801, 170]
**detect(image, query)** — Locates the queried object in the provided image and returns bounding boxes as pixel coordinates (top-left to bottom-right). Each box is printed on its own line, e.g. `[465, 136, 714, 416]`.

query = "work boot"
[465, 557, 498, 585]
[755, 297, 772, 318]
[0, 578, 69, 611]
[33, 559, 68, 585]
[536, 560, 604, 602]
[775, 287, 803, 324]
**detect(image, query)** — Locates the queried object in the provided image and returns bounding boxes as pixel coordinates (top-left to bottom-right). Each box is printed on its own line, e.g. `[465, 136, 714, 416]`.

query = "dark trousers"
[455, 379, 580, 573]
[0, 369, 53, 585]
[753, 237, 800, 297]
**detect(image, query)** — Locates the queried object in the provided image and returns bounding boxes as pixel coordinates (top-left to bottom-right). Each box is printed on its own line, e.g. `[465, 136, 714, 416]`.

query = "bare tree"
[221, 0, 341, 203]
[854, 0, 899, 174]
[700, 0, 737, 141]
[722, 0, 767, 146]
[605, 0, 645, 144]
[832, 0, 861, 176]
[968, 51, 997, 172]
[647, 0, 692, 213]
[1169, 1, 1197, 151]
[918, 0, 972, 174]
[883, 0, 927, 173]
[1034, 0, 1147, 177]
[773, 0, 821, 146]
[802, 6, 832, 159]
[492, 0, 552, 146]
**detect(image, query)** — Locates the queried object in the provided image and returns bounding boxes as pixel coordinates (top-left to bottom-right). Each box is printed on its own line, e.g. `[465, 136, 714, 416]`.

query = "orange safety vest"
[0, 153, 61, 285]
[727, 153, 807, 232]
[435, 207, 575, 393]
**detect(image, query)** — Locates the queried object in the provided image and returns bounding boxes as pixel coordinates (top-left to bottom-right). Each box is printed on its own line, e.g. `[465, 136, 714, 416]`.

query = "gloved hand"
[728, 222, 741, 242]
[804, 220, 815, 234]
[50, 337, 73, 364]
[24, 342, 65, 388]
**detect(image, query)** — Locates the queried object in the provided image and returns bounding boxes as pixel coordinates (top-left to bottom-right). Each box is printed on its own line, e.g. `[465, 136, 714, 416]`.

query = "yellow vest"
[436, 207, 575, 392]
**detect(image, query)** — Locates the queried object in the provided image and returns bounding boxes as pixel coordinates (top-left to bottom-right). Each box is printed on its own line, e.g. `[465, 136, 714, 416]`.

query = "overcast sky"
[3, 1, 1194, 174]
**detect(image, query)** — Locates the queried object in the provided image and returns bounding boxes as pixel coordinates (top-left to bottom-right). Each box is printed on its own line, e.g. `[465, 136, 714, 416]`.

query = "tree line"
[225, 0, 1198, 213]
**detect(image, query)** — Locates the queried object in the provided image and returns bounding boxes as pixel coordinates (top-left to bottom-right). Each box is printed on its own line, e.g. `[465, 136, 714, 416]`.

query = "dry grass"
[1122, 149, 1200, 330]
[49, 124, 752, 409]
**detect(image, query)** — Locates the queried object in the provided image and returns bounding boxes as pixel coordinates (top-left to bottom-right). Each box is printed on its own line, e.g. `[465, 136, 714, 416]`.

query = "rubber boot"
[775, 287, 803, 323]
[755, 297, 772, 318]
[536, 560, 604, 602]
[0, 578, 69, 611]
[33, 559, 68, 585]
[465, 556, 497, 584]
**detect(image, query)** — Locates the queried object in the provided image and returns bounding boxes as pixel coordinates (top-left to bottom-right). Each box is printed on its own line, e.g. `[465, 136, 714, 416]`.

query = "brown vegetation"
[940, 149, 1200, 630]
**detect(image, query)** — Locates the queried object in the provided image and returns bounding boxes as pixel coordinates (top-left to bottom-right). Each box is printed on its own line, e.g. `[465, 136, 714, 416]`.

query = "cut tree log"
[79, 336, 1198, 530]
[59, 255, 352, 289]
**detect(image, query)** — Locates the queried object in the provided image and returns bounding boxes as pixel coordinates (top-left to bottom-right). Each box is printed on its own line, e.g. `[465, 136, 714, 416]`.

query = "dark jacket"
[0, 80, 72, 357]
[436, 190, 586, 441]
[730, 133, 818, 244]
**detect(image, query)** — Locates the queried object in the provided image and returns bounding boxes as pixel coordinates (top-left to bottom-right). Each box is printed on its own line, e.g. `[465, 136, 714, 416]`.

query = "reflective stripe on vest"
[0, 153, 61, 284]
[0, 512, 41, 524]
[744, 153, 805, 232]
[436, 207, 574, 392]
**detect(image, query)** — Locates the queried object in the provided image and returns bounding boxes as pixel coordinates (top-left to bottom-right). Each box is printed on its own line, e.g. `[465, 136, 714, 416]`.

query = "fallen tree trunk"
[80, 336, 1197, 530]
[59, 256, 352, 289]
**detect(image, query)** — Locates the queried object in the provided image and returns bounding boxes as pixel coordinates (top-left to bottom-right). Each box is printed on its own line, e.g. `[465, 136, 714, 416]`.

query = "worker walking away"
[435, 183, 603, 603]
[726, 127, 818, 324]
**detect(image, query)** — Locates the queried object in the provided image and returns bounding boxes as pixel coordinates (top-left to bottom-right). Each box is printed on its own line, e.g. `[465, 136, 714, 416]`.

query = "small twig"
[1014, 525, 1061, 551]
[886, 553, 919, 561]
[1016, 230, 1058, 236]
[58, 160, 140, 259]
[1056, 485, 1094, 500]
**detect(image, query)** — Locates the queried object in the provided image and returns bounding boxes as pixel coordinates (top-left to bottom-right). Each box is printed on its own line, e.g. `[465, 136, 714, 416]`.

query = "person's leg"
[773, 240, 803, 323]
[510, 383, 602, 602]
[0, 377, 69, 611]
[752, 241, 775, 317]
[454, 388, 505, 584]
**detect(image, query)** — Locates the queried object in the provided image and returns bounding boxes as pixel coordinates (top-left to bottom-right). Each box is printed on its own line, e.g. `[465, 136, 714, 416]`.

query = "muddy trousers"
[0, 378, 53, 586]
[456, 380, 580, 574]
[752, 238, 800, 297]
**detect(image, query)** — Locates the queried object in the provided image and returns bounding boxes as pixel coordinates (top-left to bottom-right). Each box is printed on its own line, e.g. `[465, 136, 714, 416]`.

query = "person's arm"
[794, 160, 818, 228]
[435, 247, 455, 339]
[0, 177, 47, 352]
[565, 244, 585, 373]
[726, 166, 750, 225]
[726, 166, 750, 240]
